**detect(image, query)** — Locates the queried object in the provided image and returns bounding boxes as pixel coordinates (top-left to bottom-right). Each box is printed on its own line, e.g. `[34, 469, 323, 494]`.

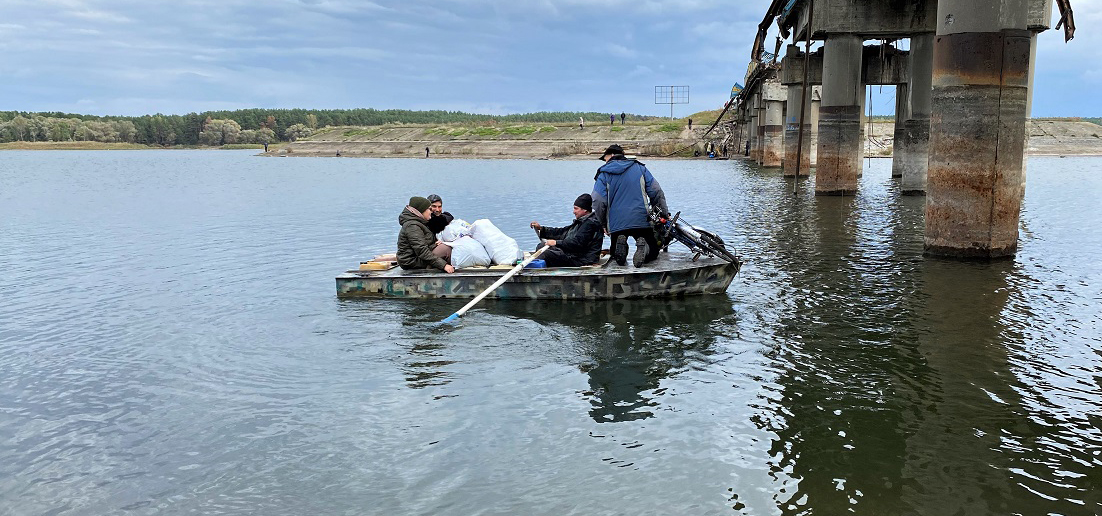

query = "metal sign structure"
[654, 86, 689, 119]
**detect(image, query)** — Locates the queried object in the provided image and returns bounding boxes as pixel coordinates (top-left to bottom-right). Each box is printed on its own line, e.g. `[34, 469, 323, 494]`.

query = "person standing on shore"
[688, 118, 693, 131]
[425, 147, 430, 158]
[610, 114, 615, 126]
[579, 116, 585, 130]
[591, 144, 668, 268]
[620, 112, 626, 125]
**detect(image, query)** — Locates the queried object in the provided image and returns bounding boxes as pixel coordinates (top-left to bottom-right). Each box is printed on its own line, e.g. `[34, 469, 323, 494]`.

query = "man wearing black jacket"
[425, 194, 454, 236]
[529, 194, 604, 267]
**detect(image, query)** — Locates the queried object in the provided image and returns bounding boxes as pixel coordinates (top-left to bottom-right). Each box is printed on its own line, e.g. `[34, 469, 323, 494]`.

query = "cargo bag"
[446, 235, 492, 269]
[469, 219, 523, 265]
[439, 219, 472, 242]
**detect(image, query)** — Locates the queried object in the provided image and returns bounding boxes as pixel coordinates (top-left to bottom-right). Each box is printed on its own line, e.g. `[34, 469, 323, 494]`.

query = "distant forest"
[0, 109, 656, 146]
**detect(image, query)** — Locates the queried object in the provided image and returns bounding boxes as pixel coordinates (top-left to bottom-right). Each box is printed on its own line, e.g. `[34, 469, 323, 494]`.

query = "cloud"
[2, 0, 1099, 117]
[66, 8, 131, 23]
[604, 43, 637, 59]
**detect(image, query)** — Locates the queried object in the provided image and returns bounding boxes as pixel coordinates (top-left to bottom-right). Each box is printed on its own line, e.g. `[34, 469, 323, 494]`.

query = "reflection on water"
[489, 297, 736, 423]
[1, 152, 1100, 514]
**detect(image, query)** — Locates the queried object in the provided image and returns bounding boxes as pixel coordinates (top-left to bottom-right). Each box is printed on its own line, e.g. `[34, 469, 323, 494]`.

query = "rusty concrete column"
[858, 84, 867, 163]
[810, 86, 821, 167]
[743, 102, 753, 156]
[733, 109, 744, 157]
[925, 0, 1033, 259]
[738, 106, 749, 157]
[1022, 32, 1039, 187]
[755, 91, 768, 164]
[902, 33, 934, 195]
[891, 82, 910, 178]
[816, 34, 864, 195]
[762, 80, 786, 167]
[784, 82, 812, 176]
[750, 91, 762, 162]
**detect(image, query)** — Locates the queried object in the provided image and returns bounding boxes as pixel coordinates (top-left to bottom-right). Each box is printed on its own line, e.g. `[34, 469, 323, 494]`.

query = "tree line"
[0, 109, 652, 146]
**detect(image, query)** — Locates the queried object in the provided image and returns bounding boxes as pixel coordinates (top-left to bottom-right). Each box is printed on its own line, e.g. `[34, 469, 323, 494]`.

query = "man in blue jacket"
[592, 144, 668, 267]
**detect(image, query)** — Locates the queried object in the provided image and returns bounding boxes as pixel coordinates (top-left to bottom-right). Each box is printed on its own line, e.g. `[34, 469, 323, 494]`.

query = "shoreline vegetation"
[1, 109, 1099, 158]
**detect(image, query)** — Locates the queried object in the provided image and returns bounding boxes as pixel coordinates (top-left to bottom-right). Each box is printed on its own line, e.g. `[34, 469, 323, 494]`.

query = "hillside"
[270, 118, 1102, 159]
[271, 120, 701, 159]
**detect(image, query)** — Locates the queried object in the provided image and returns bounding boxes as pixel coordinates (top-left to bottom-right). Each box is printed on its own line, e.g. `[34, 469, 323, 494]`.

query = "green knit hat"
[409, 196, 431, 212]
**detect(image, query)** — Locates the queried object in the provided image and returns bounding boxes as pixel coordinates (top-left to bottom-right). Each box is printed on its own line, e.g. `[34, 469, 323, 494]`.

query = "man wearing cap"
[529, 194, 604, 267]
[425, 193, 455, 237]
[397, 196, 455, 273]
[592, 144, 668, 267]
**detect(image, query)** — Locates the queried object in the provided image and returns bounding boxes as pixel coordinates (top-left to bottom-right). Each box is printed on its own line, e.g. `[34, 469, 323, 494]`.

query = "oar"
[441, 245, 549, 323]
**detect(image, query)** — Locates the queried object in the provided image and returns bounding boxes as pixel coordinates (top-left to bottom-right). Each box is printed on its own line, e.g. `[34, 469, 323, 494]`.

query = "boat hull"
[336, 257, 739, 300]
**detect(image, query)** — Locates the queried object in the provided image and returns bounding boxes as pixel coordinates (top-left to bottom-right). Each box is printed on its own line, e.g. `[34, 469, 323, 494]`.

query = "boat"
[335, 254, 740, 300]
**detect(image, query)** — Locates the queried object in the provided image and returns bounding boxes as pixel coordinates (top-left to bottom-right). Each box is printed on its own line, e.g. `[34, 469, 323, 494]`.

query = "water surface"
[1, 151, 1100, 515]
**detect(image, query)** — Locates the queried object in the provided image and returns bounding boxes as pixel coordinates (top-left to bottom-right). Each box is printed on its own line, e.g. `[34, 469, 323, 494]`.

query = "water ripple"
[1, 152, 1100, 514]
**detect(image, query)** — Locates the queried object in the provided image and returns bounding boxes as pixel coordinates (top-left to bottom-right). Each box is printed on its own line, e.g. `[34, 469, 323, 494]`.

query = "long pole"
[441, 246, 549, 323]
[793, 0, 815, 195]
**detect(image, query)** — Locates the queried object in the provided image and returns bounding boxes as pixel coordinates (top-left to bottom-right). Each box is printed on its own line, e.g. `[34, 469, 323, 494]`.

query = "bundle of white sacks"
[441, 219, 523, 269]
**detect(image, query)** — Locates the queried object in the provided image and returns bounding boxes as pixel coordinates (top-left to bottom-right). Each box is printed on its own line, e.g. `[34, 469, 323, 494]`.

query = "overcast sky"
[1, 0, 1098, 118]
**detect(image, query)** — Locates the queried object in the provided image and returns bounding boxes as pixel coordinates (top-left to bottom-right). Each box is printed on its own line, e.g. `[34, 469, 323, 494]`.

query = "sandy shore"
[4, 119, 1097, 158]
[268, 119, 1102, 159]
[267, 119, 1102, 159]
[266, 122, 703, 160]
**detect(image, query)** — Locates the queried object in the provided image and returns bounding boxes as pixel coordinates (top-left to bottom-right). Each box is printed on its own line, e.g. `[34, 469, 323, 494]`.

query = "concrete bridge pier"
[750, 92, 763, 162]
[756, 91, 770, 165]
[733, 107, 747, 156]
[891, 82, 909, 178]
[784, 82, 812, 176]
[762, 80, 787, 167]
[810, 86, 821, 167]
[857, 84, 866, 175]
[925, 0, 1033, 258]
[742, 106, 752, 156]
[816, 34, 864, 195]
[901, 33, 934, 195]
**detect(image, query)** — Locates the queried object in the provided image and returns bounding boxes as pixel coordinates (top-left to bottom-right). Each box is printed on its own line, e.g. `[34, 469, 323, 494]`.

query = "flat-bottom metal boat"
[335, 254, 740, 299]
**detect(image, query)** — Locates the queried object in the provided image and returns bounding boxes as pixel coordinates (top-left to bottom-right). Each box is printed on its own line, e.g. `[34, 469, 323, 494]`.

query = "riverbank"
[4, 119, 1099, 158]
[267, 118, 1102, 159]
[266, 120, 701, 159]
[859, 118, 1102, 157]
[0, 142, 267, 151]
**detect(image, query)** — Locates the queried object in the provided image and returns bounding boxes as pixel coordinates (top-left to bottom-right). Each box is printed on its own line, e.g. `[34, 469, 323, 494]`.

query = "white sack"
[446, 236, 491, 269]
[469, 219, 523, 265]
[439, 219, 472, 242]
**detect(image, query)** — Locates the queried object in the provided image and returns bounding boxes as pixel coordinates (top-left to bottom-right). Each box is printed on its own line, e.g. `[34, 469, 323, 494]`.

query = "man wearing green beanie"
[397, 196, 454, 273]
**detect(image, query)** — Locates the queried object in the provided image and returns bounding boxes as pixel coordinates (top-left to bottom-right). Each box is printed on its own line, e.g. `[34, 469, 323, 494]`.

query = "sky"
[1, 0, 1098, 118]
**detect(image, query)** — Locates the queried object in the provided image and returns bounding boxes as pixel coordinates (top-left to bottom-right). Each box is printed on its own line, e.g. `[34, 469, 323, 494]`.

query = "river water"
[0, 150, 1099, 515]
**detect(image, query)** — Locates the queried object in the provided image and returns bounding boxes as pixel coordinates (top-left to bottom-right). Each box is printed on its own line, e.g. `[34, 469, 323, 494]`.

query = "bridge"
[721, 0, 1076, 259]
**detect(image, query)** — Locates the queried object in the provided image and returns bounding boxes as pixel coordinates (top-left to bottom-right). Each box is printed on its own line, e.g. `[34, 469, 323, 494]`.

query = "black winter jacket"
[537, 212, 604, 265]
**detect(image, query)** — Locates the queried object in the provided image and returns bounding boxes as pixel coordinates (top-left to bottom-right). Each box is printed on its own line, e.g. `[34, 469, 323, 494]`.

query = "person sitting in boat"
[529, 193, 604, 267]
[425, 193, 454, 237]
[398, 196, 455, 273]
